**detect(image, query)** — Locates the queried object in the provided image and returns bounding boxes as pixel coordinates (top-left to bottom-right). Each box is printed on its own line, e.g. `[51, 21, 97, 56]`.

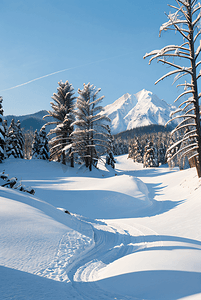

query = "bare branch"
[168, 4, 181, 10]
[176, 82, 193, 88]
[181, 101, 195, 112]
[196, 60, 201, 68]
[173, 71, 189, 84]
[193, 11, 201, 27]
[194, 30, 201, 43]
[167, 134, 197, 153]
[174, 89, 194, 102]
[179, 146, 199, 160]
[171, 123, 196, 136]
[178, 98, 196, 108]
[196, 70, 201, 80]
[183, 129, 198, 139]
[155, 68, 191, 85]
[188, 152, 199, 160]
[192, 2, 201, 15]
[167, 143, 198, 162]
[177, 0, 189, 7]
[195, 40, 201, 60]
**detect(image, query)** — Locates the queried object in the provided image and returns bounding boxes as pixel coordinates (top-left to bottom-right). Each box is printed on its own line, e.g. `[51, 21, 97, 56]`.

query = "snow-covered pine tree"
[129, 138, 143, 163]
[38, 126, 49, 160]
[143, 140, 158, 168]
[158, 142, 166, 165]
[6, 119, 24, 158]
[31, 129, 40, 159]
[16, 120, 24, 158]
[71, 83, 111, 171]
[105, 125, 115, 168]
[144, 0, 201, 177]
[24, 130, 34, 159]
[43, 80, 76, 166]
[0, 97, 5, 163]
[113, 139, 129, 156]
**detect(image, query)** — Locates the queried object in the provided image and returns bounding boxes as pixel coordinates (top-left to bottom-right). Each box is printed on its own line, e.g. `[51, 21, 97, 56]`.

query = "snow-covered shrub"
[0, 171, 35, 194]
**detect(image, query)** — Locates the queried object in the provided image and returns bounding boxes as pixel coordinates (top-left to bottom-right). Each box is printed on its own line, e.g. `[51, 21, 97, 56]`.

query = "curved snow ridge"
[72, 221, 148, 281]
[67, 221, 147, 300]
[67, 220, 163, 300]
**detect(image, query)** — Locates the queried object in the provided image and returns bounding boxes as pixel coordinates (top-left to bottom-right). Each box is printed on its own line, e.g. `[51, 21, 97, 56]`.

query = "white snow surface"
[1, 156, 201, 299]
[103, 89, 177, 134]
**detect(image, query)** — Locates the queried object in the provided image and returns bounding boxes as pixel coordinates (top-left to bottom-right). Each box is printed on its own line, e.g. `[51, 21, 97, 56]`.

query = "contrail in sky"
[0, 53, 133, 92]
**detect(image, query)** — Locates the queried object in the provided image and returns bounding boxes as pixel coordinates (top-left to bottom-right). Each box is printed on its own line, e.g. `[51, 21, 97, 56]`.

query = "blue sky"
[0, 0, 184, 116]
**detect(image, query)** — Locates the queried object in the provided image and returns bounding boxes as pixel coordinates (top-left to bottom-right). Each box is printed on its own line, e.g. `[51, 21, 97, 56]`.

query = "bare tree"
[144, 0, 201, 177]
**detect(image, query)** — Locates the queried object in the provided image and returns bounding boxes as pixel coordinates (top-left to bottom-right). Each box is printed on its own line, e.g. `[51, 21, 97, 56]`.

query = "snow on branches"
[144, 0, 201, 177]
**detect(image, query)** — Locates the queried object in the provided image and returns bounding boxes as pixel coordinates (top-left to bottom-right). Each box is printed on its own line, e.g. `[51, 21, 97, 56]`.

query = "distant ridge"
[4, 110, 54, 132]
[103, 89, 177, 134]
[4, 89, 177, 134]
[114, 124, 172, 141]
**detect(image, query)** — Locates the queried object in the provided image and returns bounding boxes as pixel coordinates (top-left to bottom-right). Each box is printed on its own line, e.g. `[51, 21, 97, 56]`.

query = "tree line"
[0, 81, 114, 171]
[113, 129, 192, 170]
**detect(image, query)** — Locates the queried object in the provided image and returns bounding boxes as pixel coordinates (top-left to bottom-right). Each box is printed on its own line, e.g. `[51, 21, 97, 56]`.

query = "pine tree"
[44, 80, 76, 165]
[158, 142, 166, 165]
[16, 120, 24, 158]
[113, 138, 129, 155]
[24, 130, 34, 159]
[129, 138, 143, 163]
[143, 140, 158, 168]
[0, 97, 5, 163]
[71, 83, 110, 171]
[105, 125, 115, 168]
[31, 129, 40, 159]
[6, 119, 24, 158]
[38, 127, 49, 160]
[144, 0, 201, 177]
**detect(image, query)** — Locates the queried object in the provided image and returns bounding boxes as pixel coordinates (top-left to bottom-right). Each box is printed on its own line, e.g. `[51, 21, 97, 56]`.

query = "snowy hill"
[1, 156, 201, 299]
[103, 89, 177, 134]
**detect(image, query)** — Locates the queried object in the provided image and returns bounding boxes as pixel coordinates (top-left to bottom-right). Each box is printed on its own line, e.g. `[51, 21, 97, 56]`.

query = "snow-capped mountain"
[103, 89, 176, 134]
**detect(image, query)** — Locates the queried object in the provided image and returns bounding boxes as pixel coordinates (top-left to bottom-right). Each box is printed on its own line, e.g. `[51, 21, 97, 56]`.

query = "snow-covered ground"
[1, 156, 201, 300]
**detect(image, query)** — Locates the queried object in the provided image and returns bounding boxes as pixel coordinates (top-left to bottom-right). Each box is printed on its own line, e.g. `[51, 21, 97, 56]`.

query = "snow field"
[1, 155, 201, 299]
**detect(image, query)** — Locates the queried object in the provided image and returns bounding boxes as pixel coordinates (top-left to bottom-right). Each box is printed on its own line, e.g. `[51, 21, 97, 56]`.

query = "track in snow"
[68, 217, 162, 300]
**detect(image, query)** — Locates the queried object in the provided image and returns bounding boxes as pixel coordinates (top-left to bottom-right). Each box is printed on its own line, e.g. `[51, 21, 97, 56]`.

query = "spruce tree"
[71, 83, 110, 171]
[0, 97, 5, 163]
[16, 120, 24, 158]
[158, 142, 166, 165]
[143, 140, 158, 168]
[31, 129, 40, 159]
[44, 80, 76, 165]
[38, 127, 49, 160]
[6, 119, 24, 158]
[131, 138, 143, 163]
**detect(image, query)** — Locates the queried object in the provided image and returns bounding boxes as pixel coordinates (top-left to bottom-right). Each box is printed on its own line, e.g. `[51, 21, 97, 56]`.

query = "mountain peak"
[135, 89, 153, 102]
[103, 89, 176, 134]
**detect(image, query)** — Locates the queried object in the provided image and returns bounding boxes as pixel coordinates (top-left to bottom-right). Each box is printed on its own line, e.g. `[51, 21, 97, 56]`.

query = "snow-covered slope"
[1, 157, 201, 300]
[103, 89, 176, 134]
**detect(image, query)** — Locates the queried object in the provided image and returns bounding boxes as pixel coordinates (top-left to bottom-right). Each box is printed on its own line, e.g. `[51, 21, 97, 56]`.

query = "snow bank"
[0, 186, 94, 279]
[1, 158, 151, 219]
